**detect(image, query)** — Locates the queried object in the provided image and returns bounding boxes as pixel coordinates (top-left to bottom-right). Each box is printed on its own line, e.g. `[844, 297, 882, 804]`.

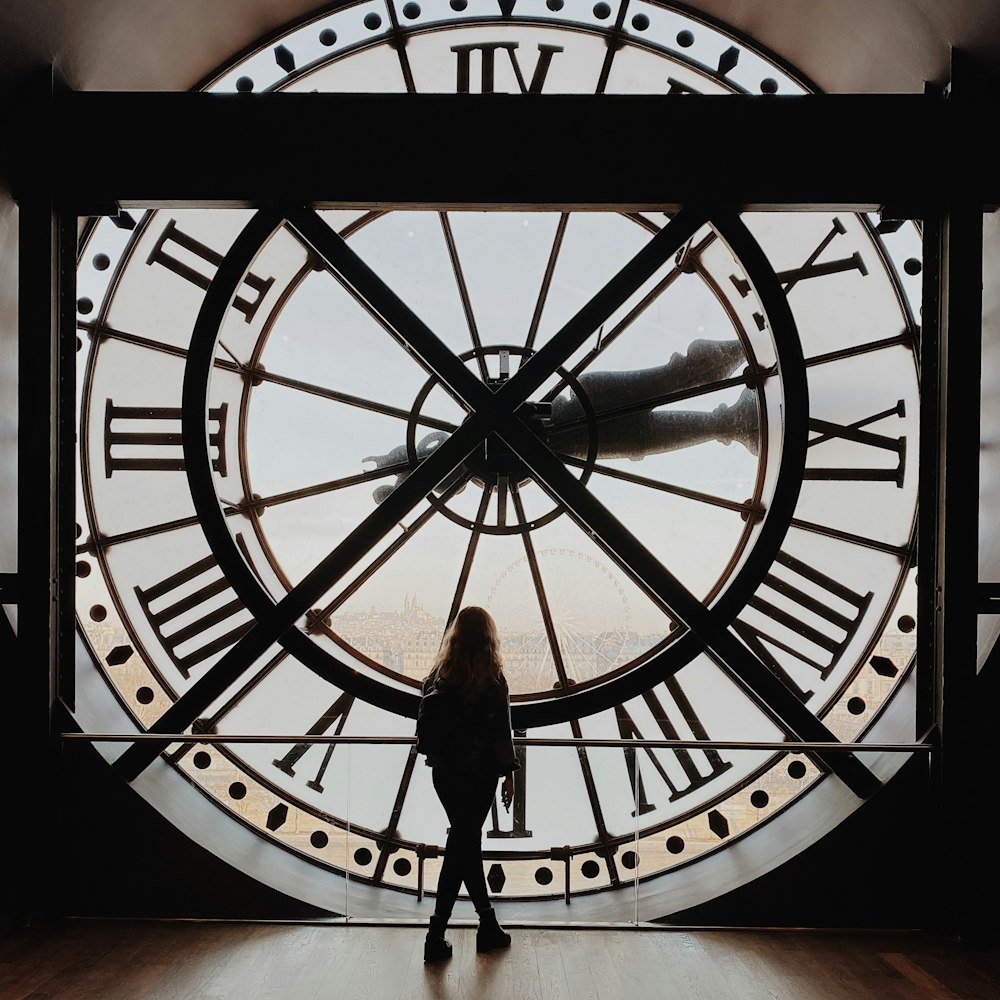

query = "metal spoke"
[496, 475, 509, 527]
[524, 212, 569, 352]
[789, 516, 911, 557]
[226, 462, 413, 514]
[511, 485, 572, 692]
[79, 319, 191, 360]
[560, 453, 766, 517]
[440, 211, 489, 380]
[446, 484, 492, 630]
[77, 514, 201, 555]
[805, 331, 916, 367]
[240, 366, 460, 432]
[594, 0, 630, 95]
[385, 0, 417, 94]
[77, 462, 413, 555]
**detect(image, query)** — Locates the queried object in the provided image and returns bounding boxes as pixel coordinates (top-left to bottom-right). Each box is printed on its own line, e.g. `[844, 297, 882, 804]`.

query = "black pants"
[432, 766, 499, 920]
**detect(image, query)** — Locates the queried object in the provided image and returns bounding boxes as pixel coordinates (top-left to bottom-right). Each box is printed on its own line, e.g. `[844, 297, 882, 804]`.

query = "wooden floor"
[3, 919, 1000, 1000]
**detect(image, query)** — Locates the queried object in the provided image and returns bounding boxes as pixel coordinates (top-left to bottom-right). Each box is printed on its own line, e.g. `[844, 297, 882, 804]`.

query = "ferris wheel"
[486, 548, 633, 695]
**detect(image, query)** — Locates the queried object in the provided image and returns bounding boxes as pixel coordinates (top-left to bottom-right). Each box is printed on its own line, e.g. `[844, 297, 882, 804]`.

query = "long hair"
[427, 606, 504, 700]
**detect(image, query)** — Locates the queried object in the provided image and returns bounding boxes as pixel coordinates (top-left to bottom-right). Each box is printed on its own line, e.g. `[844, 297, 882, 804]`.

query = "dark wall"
[56, 736, 332, 921]
[666, 754, 938, 931]
[49, 734, 943, 930]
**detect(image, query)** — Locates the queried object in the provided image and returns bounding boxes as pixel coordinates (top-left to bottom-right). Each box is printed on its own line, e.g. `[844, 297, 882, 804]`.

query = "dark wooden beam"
[9, 90, 998, 210]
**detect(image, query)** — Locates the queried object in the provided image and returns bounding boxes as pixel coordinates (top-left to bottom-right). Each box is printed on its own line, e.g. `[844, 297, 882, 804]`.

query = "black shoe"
[476, 907, 512, 953]
[424, 914, 453, 963]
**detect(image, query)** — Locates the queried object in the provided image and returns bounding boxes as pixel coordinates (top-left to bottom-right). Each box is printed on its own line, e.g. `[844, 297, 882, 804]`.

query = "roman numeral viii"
[732, 551, 873, 702]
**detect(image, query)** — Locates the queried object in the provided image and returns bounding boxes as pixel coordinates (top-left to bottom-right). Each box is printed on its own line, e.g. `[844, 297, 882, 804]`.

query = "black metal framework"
[85, 199, 894, 897]
[11, 72, 79, 918]
[9, 59, 996, 925]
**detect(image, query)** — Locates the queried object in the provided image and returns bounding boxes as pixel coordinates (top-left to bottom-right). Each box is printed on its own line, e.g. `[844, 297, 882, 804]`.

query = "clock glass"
[72, 0, 922, 920]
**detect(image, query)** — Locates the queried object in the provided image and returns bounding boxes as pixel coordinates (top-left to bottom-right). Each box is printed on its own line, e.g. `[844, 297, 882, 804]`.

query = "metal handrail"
[60, 732, 933, 751]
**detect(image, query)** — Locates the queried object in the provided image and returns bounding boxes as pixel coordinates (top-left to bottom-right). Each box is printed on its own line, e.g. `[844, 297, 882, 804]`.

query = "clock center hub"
[462, 401, 552, 485]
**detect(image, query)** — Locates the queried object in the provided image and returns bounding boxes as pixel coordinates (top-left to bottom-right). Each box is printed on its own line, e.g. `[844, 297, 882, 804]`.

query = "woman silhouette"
[420, 606, 518, 963]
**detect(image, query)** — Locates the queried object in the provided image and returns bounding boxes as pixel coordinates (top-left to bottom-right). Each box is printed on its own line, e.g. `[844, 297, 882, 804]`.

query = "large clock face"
[73, 2, 921, 917]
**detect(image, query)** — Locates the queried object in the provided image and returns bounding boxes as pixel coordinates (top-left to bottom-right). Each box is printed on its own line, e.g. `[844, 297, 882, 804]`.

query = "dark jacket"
[418, 674, 519, 777]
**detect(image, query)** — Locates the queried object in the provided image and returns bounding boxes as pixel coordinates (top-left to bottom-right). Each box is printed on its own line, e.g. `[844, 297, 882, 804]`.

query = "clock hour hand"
[547, 338, 759, 459]
[368, 337, 758, 504]
[365, 431, 467, 504]
[551, 385, 759, 459]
